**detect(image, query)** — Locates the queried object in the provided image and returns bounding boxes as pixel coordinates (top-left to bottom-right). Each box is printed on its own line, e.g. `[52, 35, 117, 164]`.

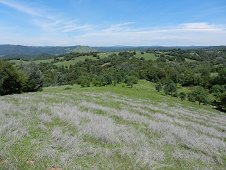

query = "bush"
[125, 75, 138, 88]
[210, 85, 225, 98]
[188, 87, 209, 105]
[20, 63, 43, 92]
[188, 93, 196, 102]
[163, 80, 177, 95]
[219, 92, 226, 109]
[78, 76, 91, 87]
[0, 61, 25, 95]
[179, 92, 186, 101]
[155, 82, 162, 92]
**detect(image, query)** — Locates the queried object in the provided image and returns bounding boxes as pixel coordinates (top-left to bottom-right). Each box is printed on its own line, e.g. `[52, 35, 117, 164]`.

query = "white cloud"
[0, 22, 226, 46]
[0, 0, 41, 16]
[103, 22, 135, 32]
[0, 1, 225, 46]
[179, 22, 224, 32]
[0, 0, 92, 33]
[33, 18, 93, 33]
[73, 22, 226, 46]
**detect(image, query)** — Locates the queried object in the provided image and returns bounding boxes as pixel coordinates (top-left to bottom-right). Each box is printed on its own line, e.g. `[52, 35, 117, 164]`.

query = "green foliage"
[125, 75, 138, 88]
[216, 68, 226, 85]
[163, 80, 177, 95]
[4, 47, 226, 109]
[79, 76, 91, 87]
[181, 70, 196, 86]
[179, 92, 187, 101]
[20, 63, 43, 92]
[100, 73, 113, 86]
[55, 72, 67, 86]
[188, 93, 196, 102]
[210, 85, 225, 98]
[219, 92, 226, 109]
[214, 92, 226, 110]
[0, 61, 44, 95]
[188, 87, 209, 105]
[0, 61, 25, 95]
[155, 82, 162, 92]
[92, 75, 103, 87]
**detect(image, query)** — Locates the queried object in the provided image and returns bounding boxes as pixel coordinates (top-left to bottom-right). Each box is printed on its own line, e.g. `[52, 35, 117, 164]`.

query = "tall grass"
[0, 85, 225, 169]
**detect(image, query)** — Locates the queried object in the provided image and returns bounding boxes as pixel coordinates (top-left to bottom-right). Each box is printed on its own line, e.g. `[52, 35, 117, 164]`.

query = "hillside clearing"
[0, 81, 226, 169]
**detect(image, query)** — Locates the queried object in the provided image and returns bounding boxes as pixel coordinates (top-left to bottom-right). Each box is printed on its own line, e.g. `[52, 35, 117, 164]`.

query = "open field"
[9, 59, 54, 65]
[135, 53, 158, 60]
[0, 80, 226, 169]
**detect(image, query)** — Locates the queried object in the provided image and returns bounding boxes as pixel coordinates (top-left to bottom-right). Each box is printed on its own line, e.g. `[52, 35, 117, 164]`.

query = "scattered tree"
[188, 87, 209, 105]
[163, 80, 177, 95]
[125, 75, 138, 88]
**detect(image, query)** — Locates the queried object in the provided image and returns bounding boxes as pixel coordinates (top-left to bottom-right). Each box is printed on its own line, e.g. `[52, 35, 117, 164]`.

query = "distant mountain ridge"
[0, 45, 225, 58]
[94, 45, 226, 52]
[0, 45, 96, 57]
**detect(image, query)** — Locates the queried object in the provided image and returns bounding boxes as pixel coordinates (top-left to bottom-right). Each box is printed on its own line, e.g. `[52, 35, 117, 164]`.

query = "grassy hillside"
[135, 52, 158, 60]
[0, 80, 225, 169]
[9, 52, 158, 67]
[0, 45, 96, 57]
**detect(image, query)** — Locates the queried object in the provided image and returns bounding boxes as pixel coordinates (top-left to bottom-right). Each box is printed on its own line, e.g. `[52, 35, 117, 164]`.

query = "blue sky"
[0, 0, 226, 46]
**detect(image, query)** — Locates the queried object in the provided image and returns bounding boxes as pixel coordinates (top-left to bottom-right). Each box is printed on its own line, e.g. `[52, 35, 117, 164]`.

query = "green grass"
[9, 59, 29, 65]
[54, 55, 95, 67]
[185, 58, 197, 62]
[8, 52, 111, 67]
[135, 52, 158, 60]
[33, 59, 54, 64]
[9, 52, 158, 67]
[44, 80, 218, 111]
[0, 80, 225, 169]
[52, 52, 118, 67]
[9, 59, 54, 65]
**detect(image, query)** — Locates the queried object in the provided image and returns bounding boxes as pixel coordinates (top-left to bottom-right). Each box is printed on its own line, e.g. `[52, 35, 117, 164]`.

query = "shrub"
[219, 92, 226, 109]
[155, 82, 162, 92]
[125, 76, 138, 88]
[0, 61, 25, 95]
[163, 80, 177, 95]
[179, 92, 186, 101]
[20, 63, 43, 92]
[78, 76, 91, 87]
[188, 87, 209, 105]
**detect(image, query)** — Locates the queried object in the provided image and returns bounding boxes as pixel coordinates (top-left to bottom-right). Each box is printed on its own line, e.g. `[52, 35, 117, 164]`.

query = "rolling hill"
[0, 45, 96, 57]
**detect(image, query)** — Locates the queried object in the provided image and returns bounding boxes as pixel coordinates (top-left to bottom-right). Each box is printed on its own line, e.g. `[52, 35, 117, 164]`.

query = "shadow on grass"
[215, 107, 226, 113]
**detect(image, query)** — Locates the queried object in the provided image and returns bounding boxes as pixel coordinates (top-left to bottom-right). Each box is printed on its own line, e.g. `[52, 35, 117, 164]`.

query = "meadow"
[0, 80, 225, 169]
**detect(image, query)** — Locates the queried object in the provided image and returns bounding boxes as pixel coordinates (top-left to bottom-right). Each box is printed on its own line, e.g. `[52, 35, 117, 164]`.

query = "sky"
[0, 0, 226, 46]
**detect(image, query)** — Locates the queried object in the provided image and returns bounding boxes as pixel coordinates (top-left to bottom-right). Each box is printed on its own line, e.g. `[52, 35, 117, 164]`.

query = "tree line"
[1, 48, 226, 110]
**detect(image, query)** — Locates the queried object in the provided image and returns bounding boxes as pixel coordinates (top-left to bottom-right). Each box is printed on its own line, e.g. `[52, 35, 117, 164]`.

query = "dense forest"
[1, 47, 226, 110]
